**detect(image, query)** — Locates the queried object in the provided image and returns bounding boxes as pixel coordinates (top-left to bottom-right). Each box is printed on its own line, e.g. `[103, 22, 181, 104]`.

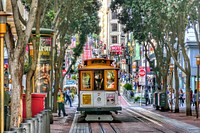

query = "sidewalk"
[142, 105, 200, 128]
[50, 95, 78, 133]
[50, 106, 76, 133]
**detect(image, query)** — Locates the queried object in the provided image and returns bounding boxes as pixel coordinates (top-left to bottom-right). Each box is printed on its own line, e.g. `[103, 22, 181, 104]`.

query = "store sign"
[110, 46, 122, 54]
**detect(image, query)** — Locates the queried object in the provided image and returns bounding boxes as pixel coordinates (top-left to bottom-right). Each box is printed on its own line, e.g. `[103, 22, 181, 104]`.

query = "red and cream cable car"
[77, 58, 122, 121]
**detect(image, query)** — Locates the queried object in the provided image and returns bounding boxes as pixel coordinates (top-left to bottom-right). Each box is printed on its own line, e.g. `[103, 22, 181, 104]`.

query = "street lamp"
[195, 55, 200, 118]
[169, 63, 174, 112]
[0, 11, 12, 132]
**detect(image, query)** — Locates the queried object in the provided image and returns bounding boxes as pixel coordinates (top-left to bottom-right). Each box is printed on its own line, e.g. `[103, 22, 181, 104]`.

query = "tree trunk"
[163, 75, 170, 111]
[10, 59, 24, 128]
[174, 64, 179, 113]
[53, 68, 60, 113]
[186, 75, 192, 116]
[25, 69, 34, 118]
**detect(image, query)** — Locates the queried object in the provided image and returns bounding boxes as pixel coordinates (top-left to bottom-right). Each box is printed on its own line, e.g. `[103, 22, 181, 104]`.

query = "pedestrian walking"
[190, 89, 194, 106]
[179, 89, 184, 106]
[193, 89, 200, 110]
[57, 88, 67, 117]
[65, 87, 73, 107]
[144, 90, 149, 106]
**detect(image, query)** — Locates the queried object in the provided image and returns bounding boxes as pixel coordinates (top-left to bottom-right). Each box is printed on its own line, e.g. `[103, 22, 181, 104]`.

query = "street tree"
[41, 0, 100, 112]
[4, 0, 38, 128]
[163, 0, 192, 116]
[111, 0, 194, 115]
[188, 0, 200, 53]
[22, 0, 50, 119]
[111, 0, 171, 110]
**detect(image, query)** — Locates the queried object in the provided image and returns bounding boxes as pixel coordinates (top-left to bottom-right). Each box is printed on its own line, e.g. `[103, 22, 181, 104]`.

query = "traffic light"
[62, 59, 66, 69]
[4, 64, 8, 75]
[153, 77, 156, 86]
[4, 68, 8, 75]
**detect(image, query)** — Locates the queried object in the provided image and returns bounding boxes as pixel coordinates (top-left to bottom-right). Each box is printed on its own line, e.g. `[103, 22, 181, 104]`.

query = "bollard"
[25, 119, 34, 133]
[11, 127, 23, 133]
[49, 109, 53, 124]
[45, 110, 50, 133]
[20, 122, 31, 133]
[31, 117, 38, 133]
[40, 111, 47, 133]
[36, 113, 43, 133]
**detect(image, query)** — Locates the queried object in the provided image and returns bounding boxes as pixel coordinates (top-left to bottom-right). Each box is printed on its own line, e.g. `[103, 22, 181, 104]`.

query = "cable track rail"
[70, 112, 120, 133]
[88, 122, 119, 133]
[70, 107, 188, 133]
[124, 107, 187, 133]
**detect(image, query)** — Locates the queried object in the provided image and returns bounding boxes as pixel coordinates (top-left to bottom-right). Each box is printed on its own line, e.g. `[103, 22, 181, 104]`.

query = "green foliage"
[71, 75, 77, 80]
[110, 0, 190, 43]
[23, 62, 30, 74]
[123, 83, 132, 90]
[134, 96, 140, 102]
[70, 69, 74, 73]
[110, 0, 194, 90]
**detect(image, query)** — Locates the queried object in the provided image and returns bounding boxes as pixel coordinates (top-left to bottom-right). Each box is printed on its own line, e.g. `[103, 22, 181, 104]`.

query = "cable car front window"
[94, 70, 104, 90]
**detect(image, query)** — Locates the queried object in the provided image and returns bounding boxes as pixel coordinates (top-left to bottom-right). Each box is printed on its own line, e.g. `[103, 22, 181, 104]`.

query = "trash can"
[22, 93, 46, 119]
[159, 92, 167, 110]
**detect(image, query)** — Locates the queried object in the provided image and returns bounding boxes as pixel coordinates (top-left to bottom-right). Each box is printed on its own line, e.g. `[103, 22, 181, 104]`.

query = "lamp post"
[196, 55, 200, 118]
[0, 11, 11, 132]
[169, 63, 174, 112]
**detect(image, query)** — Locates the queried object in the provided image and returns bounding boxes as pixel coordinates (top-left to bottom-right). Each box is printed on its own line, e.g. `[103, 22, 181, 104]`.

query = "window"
[81, 71, 93, 90]
[94, 70, 104, 90]
[111, 36, 118, 44]
[111, 24, 118, 31]
[112, 12, 117, 19]
[104, 70, 117, 90]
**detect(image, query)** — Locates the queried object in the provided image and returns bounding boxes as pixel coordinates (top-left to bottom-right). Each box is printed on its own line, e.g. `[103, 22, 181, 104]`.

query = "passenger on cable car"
[94, 71, 104, 90]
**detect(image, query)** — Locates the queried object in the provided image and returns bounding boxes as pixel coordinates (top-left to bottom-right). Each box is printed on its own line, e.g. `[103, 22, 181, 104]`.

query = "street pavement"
[50, 94, 200, 133]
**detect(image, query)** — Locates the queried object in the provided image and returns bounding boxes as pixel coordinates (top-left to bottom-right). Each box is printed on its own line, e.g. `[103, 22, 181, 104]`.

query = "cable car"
[77, 58, 122, 121]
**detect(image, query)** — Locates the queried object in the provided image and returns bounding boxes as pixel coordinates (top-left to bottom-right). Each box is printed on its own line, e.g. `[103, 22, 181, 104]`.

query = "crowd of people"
[168, 88, 200, 108]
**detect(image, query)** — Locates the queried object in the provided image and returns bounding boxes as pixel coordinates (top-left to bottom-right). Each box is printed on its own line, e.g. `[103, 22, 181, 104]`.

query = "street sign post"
[139, 69, 146, 85]
[139, 69, 145, 77]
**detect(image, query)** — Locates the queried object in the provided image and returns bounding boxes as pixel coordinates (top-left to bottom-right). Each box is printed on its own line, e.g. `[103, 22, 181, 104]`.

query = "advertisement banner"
[35, 37, 52, 93]
[134, 41, 140, 60]
[105, 92, 116, 106]
[82, 94, 92, 105]
[80, 91, 93, 107]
